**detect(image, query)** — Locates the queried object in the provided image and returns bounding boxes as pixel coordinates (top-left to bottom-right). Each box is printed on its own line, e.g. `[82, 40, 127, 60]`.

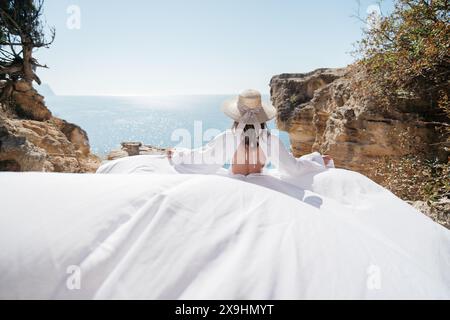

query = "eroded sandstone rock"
[12, 80, 52, 121]
[270, 67, 445, 175]
[107, 142, 166, 160]
[0, 115, 100, 172]
[0, 83, 100, 173]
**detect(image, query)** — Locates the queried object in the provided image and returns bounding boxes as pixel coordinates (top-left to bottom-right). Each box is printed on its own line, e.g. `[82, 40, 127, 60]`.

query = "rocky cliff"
[270, 67, 446, 174]
[0, 80, 100, 172]
[270, 66, 449, 227]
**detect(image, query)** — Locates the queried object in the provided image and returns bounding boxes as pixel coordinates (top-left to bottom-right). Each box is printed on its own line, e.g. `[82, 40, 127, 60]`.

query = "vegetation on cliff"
[270, 1, 449, 227]
[0, 0, 54, 101]
[355, 0, 449, 140]
[0, 0, 99, 172]
[355, 0, 448, 113]
[354, 0, 449, 225]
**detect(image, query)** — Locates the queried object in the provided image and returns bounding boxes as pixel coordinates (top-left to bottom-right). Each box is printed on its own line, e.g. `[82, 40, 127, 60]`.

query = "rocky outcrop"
[11, 80, 52, 121]
[270, 67, 446, 175]
[107, 142, 166, 160]
[0, 81, 100, 173]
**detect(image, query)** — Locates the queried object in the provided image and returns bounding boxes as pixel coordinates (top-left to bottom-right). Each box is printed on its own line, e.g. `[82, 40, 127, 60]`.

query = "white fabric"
[0, 155, 449, 299]
[168, 129, 331, 176]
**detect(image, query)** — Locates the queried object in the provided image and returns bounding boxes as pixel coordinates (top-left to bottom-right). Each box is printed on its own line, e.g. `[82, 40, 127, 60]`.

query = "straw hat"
[221, 89, 276, 124]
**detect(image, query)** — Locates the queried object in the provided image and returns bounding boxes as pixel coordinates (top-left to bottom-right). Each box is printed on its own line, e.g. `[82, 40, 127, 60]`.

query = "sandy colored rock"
[0, 83, 100, 173]
[107, 142, 166, 160]
[107, 149, 129, 161]
[52, 117, 91, 156]
[0, 115, 100, 173]
[11, 80, 52, 121]
[270, 67, 444, 175]
[121, 142, 142, 156]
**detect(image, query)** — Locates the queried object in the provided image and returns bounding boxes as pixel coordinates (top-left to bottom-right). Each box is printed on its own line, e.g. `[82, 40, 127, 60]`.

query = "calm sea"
[45, 95, 290, 157]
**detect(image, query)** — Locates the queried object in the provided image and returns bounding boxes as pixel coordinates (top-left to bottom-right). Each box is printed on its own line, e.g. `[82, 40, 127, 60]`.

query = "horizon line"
[44, 93, 272, 97]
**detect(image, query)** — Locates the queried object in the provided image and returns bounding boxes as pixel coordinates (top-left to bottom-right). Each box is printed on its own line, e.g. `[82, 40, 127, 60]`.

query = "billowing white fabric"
[0, 155, 449, 299]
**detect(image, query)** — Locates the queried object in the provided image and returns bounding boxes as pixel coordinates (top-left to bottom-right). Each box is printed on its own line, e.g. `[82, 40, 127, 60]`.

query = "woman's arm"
[262, 133, 330, 176]
[169, 131, 237, 174]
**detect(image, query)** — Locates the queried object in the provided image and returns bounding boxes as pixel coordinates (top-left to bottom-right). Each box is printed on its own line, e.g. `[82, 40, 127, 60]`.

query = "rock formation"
[107, 142, 166, 161]
[0, 81, 100, 173]
[270, 66, 449, 228]
[270, 67, 446, 175]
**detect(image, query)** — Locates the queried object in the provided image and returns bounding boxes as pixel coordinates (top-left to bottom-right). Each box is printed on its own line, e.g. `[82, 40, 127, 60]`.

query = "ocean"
[45, 95, 290, 157]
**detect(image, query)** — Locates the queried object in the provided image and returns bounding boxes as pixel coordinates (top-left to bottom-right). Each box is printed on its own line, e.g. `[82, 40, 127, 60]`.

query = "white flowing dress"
[0, 130, 449, 299]
[100, 129, 334, 176]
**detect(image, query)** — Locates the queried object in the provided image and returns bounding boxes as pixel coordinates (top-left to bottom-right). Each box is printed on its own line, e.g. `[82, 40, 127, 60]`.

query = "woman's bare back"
[231, 143, 266, 175]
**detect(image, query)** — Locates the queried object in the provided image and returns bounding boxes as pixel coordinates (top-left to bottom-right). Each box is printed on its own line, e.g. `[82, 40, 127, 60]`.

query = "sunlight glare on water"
[46, 95, 290, 156]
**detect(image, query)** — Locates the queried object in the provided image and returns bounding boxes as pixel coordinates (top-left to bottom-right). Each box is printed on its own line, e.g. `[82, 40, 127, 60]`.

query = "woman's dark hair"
[232, 122, 267, 131]
[232, 122, 269, 147]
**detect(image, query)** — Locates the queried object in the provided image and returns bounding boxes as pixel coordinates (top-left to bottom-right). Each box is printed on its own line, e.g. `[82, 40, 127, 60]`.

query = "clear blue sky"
[35, 0, 394, 96]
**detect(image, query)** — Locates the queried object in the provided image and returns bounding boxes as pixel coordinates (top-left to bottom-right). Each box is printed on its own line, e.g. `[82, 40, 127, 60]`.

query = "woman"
[167, 89, 334, 177]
